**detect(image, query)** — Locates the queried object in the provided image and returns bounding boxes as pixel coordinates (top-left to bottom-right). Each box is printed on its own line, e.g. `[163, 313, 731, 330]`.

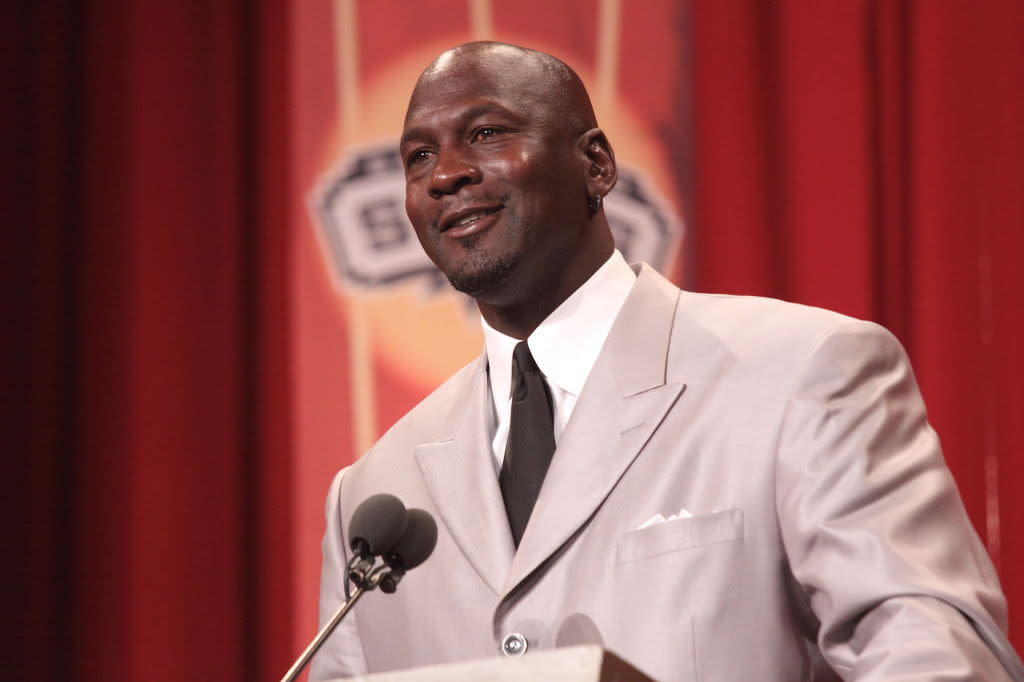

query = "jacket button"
[500, 632, 528, 656]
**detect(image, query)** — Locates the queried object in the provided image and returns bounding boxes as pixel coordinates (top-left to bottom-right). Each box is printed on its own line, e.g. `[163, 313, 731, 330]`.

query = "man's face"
[400, 57, 587, 302]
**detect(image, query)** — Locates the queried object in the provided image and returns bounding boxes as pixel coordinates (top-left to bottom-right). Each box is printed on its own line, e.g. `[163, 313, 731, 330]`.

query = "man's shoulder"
[631, 264, 885, 352]
[669, 288, 896, 371]
[677, 289, 874, 336]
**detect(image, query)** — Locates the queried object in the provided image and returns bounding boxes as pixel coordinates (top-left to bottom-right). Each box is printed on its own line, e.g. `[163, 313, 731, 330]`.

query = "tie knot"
[512, 340, 540, 374]
[510, 341, 542, 401]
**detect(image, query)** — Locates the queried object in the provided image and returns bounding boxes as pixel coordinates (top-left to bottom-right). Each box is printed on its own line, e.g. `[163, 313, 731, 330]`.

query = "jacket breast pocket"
[615, 508, 745, 564]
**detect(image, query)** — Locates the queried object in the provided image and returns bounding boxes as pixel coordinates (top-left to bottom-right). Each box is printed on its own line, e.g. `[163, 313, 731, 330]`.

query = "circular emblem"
[308, 41, 685, 392]
[312, 145, 680, 291]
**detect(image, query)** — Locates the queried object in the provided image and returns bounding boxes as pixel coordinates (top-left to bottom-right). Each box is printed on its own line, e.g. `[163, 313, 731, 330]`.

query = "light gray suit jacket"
[311, 265, 1023, 681]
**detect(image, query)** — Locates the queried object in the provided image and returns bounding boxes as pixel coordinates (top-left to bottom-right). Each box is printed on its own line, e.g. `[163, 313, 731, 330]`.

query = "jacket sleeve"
[773, 320, 1024, 680]
[309, 467, 369, 680]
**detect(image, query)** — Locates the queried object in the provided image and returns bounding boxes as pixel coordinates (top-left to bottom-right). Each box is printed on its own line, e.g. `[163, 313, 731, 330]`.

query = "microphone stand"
[280, 560, 399, 682]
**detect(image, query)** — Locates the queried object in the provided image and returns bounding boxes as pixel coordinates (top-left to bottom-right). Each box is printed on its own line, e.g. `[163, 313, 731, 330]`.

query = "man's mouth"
[439, 205, 503, 237]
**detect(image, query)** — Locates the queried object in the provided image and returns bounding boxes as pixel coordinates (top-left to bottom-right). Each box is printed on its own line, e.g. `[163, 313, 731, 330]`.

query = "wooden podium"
[336, 646, 654, 681]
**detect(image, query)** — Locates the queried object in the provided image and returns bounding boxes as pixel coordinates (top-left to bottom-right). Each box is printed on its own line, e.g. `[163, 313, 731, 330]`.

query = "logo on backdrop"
[311, 142, 681, 293]
[305, 41, 686, 393]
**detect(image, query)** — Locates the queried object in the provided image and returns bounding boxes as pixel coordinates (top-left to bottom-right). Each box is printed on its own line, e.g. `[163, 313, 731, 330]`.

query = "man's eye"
[407, 149, 432, 166]
[473, 127, 505, 142]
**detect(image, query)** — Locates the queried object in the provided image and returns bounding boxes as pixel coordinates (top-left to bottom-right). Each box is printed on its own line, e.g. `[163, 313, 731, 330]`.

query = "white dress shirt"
[481, 250, 636, 473]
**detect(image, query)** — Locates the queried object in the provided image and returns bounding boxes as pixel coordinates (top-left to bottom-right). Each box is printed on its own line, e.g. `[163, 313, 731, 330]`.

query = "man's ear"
[578, 128, 617, 199]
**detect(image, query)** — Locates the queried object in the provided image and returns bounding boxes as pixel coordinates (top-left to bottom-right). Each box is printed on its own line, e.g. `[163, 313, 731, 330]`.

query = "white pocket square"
[638, 507, 693, 530]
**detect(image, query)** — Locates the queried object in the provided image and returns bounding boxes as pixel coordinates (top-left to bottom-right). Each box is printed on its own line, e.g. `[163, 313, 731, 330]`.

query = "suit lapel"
[415, 356, 515, 595]
[503, 266, 686, 595]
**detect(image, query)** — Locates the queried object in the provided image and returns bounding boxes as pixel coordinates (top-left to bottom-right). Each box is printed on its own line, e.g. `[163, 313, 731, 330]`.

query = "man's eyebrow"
[400, 103, 517, 147]
[459, 103, 514, 123]
[400, 127, 426, 147]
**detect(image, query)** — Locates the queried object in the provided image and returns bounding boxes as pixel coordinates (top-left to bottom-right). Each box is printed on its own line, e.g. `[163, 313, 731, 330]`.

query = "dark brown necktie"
[499, 341, 556, 547]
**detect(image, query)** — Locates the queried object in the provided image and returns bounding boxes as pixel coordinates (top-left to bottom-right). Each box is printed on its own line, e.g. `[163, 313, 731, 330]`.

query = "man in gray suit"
[310, 42, 1023, 681]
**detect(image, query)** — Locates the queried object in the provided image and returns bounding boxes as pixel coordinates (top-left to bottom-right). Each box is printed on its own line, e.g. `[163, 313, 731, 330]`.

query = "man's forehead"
[403, 69, 545, 135]
[400, 99, 525, 145]
[410, 57, 542, 109]
[423, 42, 546, 81]
[402, 42, 593, 138]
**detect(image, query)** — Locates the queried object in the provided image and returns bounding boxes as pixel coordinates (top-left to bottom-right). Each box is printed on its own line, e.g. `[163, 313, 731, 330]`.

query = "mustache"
[432, 193, 508, 231]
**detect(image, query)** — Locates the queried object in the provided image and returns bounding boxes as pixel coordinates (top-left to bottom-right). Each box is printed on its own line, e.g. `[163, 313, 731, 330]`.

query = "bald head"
[400, 42, 618, 337]
[407, 41, 598, 136]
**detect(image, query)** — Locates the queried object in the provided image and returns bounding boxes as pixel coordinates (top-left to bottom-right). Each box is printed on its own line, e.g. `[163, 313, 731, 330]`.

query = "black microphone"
[348, 493, 408, 559]
[380, 508, 438, 593]
[280, 497, 437, 682]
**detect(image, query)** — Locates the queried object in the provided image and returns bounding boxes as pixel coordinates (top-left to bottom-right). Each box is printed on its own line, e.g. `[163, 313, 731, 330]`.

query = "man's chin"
[446, 257, 516, 299]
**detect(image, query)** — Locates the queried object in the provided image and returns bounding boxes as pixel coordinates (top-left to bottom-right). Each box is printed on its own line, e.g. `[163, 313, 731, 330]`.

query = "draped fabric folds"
[9, 2, 293, 680]
[690, 0, 1024, 615]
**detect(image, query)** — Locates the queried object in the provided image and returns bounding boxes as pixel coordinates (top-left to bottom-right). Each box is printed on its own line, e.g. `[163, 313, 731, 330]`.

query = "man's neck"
[477, 300, 560, 340]
[476, 246, 614, 339]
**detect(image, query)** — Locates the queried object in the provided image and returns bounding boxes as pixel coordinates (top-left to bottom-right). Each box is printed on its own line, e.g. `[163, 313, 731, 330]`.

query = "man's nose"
[428, 149, 481, 198]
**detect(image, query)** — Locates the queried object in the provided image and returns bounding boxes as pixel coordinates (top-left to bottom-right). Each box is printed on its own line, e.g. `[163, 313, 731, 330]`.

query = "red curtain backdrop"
[690, 0, 1024, 637]
[8, 2, 1022, 681]
[8, 2, 293, 680]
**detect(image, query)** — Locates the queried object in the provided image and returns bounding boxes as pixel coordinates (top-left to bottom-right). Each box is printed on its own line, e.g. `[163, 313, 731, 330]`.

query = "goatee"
[446, 250, 517, 297]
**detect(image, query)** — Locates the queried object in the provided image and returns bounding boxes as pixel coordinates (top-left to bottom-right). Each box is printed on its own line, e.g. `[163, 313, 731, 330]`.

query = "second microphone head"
[383, 508, 438, 572]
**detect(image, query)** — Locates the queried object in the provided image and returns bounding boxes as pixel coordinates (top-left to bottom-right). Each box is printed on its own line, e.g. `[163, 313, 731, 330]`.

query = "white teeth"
[453, 212, 485, 227]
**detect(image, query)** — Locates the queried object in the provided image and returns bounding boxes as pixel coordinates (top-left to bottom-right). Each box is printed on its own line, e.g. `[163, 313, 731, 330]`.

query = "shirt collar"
[482, 249, 636, 401]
